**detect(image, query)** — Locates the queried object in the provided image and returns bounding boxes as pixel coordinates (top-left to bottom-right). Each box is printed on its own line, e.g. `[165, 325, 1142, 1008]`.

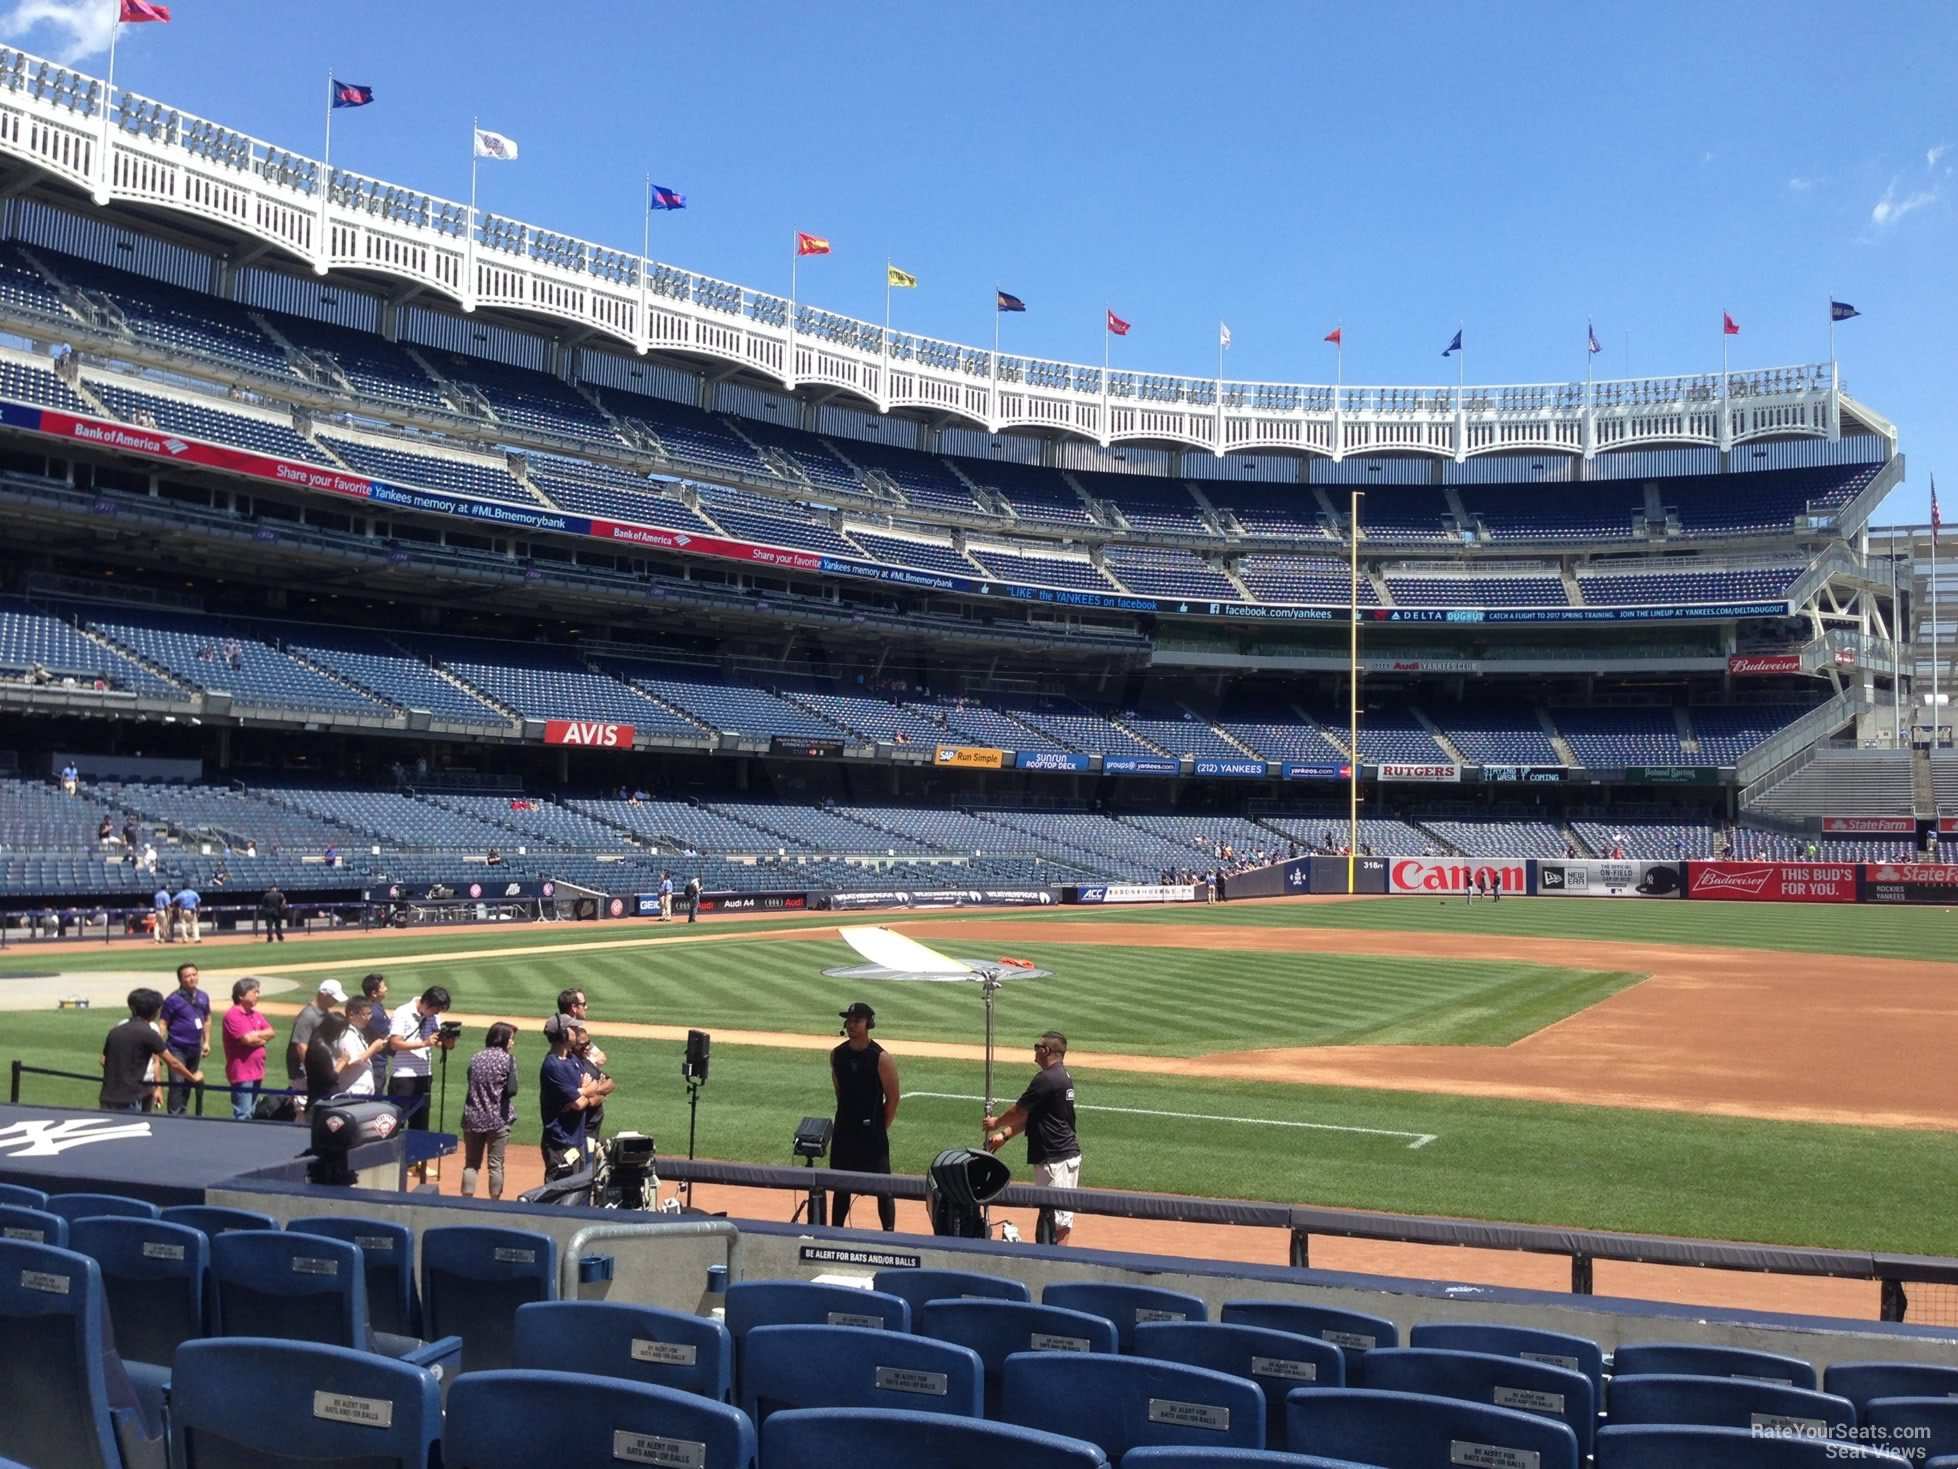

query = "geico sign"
[543, 720, 636, 749]
[1390, 859, 1527, 894]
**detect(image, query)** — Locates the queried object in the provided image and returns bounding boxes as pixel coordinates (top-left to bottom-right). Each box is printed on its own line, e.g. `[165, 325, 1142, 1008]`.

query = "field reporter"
[100, 987, 203, 1113]
[984, 1030, 1081, 1245]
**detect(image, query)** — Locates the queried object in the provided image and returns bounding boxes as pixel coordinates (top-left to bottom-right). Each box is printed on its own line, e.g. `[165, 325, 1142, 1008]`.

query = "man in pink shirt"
[222, 977, 278, 1121]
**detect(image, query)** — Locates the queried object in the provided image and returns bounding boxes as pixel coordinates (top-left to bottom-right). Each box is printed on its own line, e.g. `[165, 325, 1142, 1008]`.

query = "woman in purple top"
[460, 1023, 520, 1199]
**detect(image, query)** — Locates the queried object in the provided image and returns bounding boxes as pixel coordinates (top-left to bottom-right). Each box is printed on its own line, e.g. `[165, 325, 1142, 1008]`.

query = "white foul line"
[907, 1091, 1437, 1150]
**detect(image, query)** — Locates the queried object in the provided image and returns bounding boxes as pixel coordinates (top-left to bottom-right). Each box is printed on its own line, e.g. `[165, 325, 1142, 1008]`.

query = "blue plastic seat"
[1863, 1397, 1958, 1464]
[43, 1193, 160, 1223]
[1221, 1300, 1398, 1373]
[1286, 1387, 1579, 1469]
[0, 1202, 69, 1249]
[1826, 1360, 1958, 1411]
[512, 1299, 733, 1403]
[169, 1337, 440, 1468]
[160, 1204, 278, 1238]
[287, 1214, 420, 1337]
[1135, 1320, 1346, 1450]
[0, 1238, 166, 1469]
[1355, 1347, 1593, 1456]
[762, 1405, 1108, 1468]
[724, 1278, 909, 1391]
[874, 1265, 1031, 1324]
[66, 1217, 206, 1368]
[1122, 1452, 1386, 1469]
[1606, 1373, 1852, 1435]
[1407, 1320, 1605, 1401]
[921, 1298, 1121, 1416]
[418, 1224, 557, 1374]
[1044, 1281, 1209, 1351]
[0, 1183, 48, 1209]
[1610, 1340, 1817, 1389]
[1004, 1350, 1267, 1458]
[444, 1369, 756, 1469]
[1596, 1423, 1910, 1466]
[742, 1322, 983, 1428]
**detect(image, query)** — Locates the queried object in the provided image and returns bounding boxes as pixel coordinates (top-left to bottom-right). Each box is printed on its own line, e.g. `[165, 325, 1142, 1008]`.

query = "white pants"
[1033, 1153, 1081, 1232]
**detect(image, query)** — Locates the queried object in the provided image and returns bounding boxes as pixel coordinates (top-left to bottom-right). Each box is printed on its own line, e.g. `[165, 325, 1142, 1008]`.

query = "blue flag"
[997, 290, 1026, 313]
[1442, 329, 1462, 357]
[330, 81, 374, 109]
[1830, 300, 1860, 322]
[649, 185, 686, 211]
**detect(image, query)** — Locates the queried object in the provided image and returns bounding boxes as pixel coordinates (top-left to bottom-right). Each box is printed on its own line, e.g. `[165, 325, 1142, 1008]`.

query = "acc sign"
[1389, 858, 1526, 894]
[543, 720, 636, 749]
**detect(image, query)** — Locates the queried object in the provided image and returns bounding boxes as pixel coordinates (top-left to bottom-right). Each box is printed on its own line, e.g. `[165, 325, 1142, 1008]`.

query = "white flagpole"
[1828, 293, 1835, 369]
[324, 71, 334, 177]
[318, 71, 335, 268]
[884, 259, 892, 366]
[467, 117, 480, 303]
[991, 284, 1000, 422]
[1934, 504, 1942, 751]
[1586, 322, 1593, 390]
[639, 174, 651, 352]
[1456, 318, 1464, 391]
[1336, 321, 1343, 392]
[788, 232, 798, 387]
[98, 1, 122, 201]
[1102, 307, 1110, 440]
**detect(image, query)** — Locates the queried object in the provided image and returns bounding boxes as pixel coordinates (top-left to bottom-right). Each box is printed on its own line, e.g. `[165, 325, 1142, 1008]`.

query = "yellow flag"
[887, 264, 918, 289]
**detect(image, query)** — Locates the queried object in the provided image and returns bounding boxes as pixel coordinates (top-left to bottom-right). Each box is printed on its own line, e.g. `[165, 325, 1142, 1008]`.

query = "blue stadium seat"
[1355, 1347, 1594, 1457]
[1604, 1373, 1853, 1435]
[1610, 1340, 1818, 1389]
[741, 1322, 983, 1428]
[724, 1280, 910, 1388]
[0, 1239, 166, 1469]
[512, 1299, 733, 1403]
[1221, 1300, 1399, 1372]
[1406, 1320, 1604, 1402]
[159, 1204, 278, 1238]
[287, 1214, 421, 1337]
[761, 1405, 1108, 1469]
[1122, 1452, 1386, 1469]
[874, 1265, 1031, 1323]
[1285, 1387, 1578, 1469]
[443, 1369, 756, 1469]
[43, 1193, 160, 1223]
[1004, 1351, 1267, 1458]
[1860, 1397, 1958, 1464]
[169, 1337, 440, 1468]
[1133, 1320, 1345, 1450]
[66, 1217, 206, 1368]
[0, 1184, 47, 1209]
[1595, 1424, 1910, 1466]
[1825, 1361, 1958, 1410]
[418, 1224, 557, 1374]
[0, 1203, 69, 1248]
[920, 1297, 1122, 1417]
[1044, 1281, 1209, 1351]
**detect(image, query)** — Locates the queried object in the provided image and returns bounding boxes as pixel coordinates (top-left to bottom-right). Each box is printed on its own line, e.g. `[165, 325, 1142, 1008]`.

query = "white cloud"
[1930, 142, 1951, 169]
[1870, 179, 1936, 228]
[0, 0, 118, 64]
[1787, 176, 1816, 192]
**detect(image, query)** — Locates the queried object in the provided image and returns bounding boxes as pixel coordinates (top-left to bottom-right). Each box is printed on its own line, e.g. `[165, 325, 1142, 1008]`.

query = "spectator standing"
[98, 815, 116, 846]
[556, 989, 608, 1141]
[539, 1013, 609, 1183]
[286, 979, 346, 1086]
[658, 871, 674, 922]
[304, 1015, 360, 1109]
[829, 1002, 900, 1232]
[137, 842, 157, 875]
[335, 997, 386, 1098]
[387, 985, 456, 1135]
[121, 816, 138, 850]
[157, 962, 210, 1115]
[361, 974, 391, 1089]
[100, 988, 201, 1113]
[175, 885, 202, 944]
[222, 978, 276, 1121]
[151, 885, 171, 944]
[684, 873, 702, 923]
[258, 883, 289, 943]
[60, 761, 78, 796]
[984, 1030, 1081, 1245]
[460, 1023, 520, 1199]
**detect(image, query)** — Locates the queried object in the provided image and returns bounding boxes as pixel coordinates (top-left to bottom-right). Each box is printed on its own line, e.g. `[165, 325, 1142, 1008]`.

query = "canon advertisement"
[1388, 858, 1528, 895]
[1685, 862, 1857, 903]
[1861, 863, 1958, 905]
[1535, 861, 1684, 898]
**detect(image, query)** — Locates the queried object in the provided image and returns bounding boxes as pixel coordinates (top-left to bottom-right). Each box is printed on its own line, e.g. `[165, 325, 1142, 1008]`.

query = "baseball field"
[6, 894, 1957, 1301]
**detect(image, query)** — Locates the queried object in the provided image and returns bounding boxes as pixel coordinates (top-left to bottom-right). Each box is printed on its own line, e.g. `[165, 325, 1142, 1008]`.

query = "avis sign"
[542, 720, 636, 749]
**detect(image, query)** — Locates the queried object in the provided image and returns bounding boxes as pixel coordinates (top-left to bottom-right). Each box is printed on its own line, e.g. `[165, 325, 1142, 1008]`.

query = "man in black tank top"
[830, 1001, 901, 1230]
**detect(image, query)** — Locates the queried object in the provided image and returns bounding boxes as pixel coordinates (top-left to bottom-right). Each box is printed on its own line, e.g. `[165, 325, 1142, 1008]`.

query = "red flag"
[1324, 326, 1342, 346]
[119, 0, 171, 19]
[1933, 475, 1942, 552]
[1106, 310, 1130, 336]
[794, 232, 831, 257]
[1722, 311, 1740, 335]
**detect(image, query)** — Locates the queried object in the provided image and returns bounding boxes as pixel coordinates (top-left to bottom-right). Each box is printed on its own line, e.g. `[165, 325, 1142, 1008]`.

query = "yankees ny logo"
[0, 1117, 154, 1157]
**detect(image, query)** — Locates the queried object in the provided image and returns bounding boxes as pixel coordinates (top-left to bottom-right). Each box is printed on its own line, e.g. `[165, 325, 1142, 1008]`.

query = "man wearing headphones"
[829, 1001, 900, 1231]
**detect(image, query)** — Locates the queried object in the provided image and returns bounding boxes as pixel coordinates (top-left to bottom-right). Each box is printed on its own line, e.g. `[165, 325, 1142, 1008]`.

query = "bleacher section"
[613, 663, 850, 742]
[1102, 548, 1239, 599]
[1073, 471, 1215, 538]
[77, 607, 390, 716]
[695, 486, 858, 555]
[1235, 554, 1379, 604]
[409, 638, 702, 736]
[252, 626, 510, 727]
[0, 596, 180, 695]
[44, 248, 298, 380]
[1579, 563, 1803, 605]
[961, 459, 1094, 528]
[1552, 706, 1684, 767]
[319, 433, 543, 506]
[965, 546, 1112, 592]
[1387, 572, 1568, 607]
[86, 378, 329, 463]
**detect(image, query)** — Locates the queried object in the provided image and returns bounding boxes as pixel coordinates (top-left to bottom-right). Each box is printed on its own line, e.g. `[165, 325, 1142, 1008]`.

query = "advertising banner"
[1066, 883, 1201, 905]
[1534, 860, 1685, 898]
[1943, 818, 1958, 836]
[543, 719, 636, 749]
[1192, 757, 1268, 779]
[1482, 765, 1567, 783]
[375, 879, 557, 903]
[1104, 755, 1180, 776]
[1387, 857, 1528, 895]
[1729, 653, 1803, 676]
[1862, 863, 1958, 904]
[1629, 766, 1721, 783]
[692, 890, 810, 914]
[1821, 816, 1915, 835]
[934, 745, 1008, 770]
[1377, 763, 1462, 783]
[769, 736, 845, 758]
[1281, 761, 1353, 781]
[826, 888, 1058, 910]
[1684, 862, 1857, 903]
[1016, 751, 1093, 773]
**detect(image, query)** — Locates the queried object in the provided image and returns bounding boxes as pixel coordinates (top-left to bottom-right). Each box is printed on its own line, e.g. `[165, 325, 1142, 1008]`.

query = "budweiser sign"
[1687, 861, 1856, 903]
[542, 720, 636, 749]
[1728, 653, 1802, 676]
[1692, 864, 1776, 896]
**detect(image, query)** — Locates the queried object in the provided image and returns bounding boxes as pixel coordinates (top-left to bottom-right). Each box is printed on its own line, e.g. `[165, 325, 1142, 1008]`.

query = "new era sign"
[543, 720, 635, 749]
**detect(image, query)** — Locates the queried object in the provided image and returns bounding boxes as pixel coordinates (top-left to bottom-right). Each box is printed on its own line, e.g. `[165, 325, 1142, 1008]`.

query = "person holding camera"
[385, 984, 456, 1134]
[984, 1030, 1081, 1245]
[830, 1001, 900, 1231]
[539, 1013, 612, 1183]
[461, 1023, 520, 1200]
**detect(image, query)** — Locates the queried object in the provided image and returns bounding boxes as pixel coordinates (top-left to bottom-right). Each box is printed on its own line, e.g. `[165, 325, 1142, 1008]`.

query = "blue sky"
[3, 0, 1950, 522]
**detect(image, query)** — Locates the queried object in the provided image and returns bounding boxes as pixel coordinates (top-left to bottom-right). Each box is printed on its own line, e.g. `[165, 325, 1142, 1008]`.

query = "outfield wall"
[1220, 859, 1958, 905]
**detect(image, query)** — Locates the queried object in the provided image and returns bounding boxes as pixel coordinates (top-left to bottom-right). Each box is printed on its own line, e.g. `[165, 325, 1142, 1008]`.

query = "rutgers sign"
[542, 720, 636, 749]
[1389, 858, 1526, 894]
[1728, 653, 1802, 676]
[1686, 861, 1856, 903]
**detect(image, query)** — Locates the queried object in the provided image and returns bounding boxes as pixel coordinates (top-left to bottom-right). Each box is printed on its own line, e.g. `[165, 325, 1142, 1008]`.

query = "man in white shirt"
[387, 984, 456, 1135]
[335, 996, 386, 1097]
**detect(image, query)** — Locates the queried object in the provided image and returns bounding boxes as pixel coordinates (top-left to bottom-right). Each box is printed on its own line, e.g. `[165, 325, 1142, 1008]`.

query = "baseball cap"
[543, 1013, 583, 1043]
[317, 979, 348, 1003]
[839, 1002, 876, 1027]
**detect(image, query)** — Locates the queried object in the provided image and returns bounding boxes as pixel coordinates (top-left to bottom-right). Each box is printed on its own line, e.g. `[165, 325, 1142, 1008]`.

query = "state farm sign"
[1728, 653, 1802, 676]
[1820, 816, 1915, 835]
[1686, 861, 1856, 903]
[1389, 858, 1527, 894]
[542, 720, 636, 749]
